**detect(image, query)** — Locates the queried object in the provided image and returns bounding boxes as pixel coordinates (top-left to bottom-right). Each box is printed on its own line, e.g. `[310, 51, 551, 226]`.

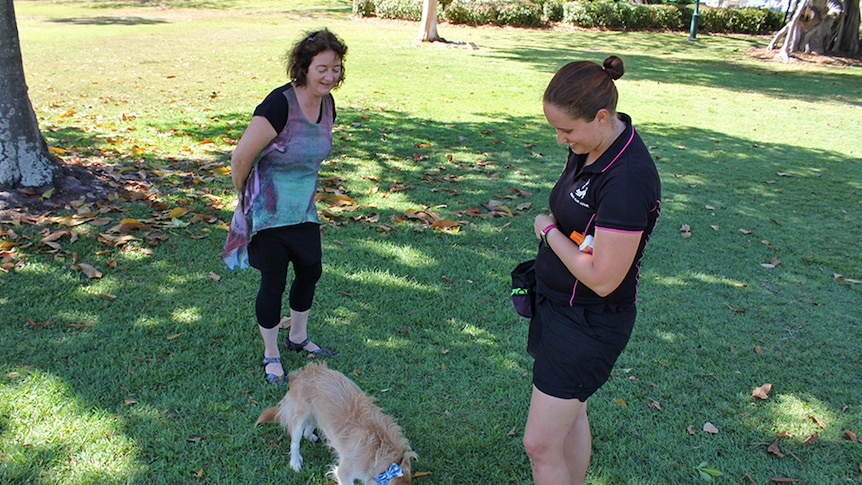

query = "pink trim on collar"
[601, 125, 635, 173]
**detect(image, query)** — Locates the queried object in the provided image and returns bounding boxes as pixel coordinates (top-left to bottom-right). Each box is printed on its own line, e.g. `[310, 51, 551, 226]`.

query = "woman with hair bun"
[522, 56, 661, 484]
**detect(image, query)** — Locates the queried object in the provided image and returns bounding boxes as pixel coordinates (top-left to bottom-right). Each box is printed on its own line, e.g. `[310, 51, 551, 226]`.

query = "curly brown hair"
[285, 28, 348, 88]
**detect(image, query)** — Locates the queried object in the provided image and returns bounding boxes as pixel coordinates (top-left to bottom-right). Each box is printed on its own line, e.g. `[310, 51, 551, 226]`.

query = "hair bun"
[602, 56, 625, 81]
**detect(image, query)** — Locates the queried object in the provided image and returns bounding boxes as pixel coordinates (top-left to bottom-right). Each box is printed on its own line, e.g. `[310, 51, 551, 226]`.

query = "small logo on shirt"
[570, 179, 591, 208]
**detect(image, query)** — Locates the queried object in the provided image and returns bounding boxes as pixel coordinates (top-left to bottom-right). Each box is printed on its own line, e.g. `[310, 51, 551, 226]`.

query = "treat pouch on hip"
[511, 259, 536, 318]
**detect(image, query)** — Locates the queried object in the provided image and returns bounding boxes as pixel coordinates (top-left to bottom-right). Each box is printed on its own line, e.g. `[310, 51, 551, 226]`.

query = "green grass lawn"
[2, 1, 861, 483]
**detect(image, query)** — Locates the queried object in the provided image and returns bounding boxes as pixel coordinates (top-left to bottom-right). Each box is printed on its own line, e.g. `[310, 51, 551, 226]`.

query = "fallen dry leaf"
[834, 273, 862, 284]
[770, 478, 801, 483]
[118, 218, 146, 231]
[209, 271, 221, 282]
[679, 224, 691, 238]
[845, 429, 858, 442]
[687, 425, 696, 435]
[801, 432, 818, 446]
[752, 383, 773, 400]
[78, 263, 102, 279]
[703, 422, 719, 434]
[726, 304, 747, 313]
[768, 440, 785, 458]
[322, 195, 358, 207]
[647, 399, 662, 411]
[808, 415, 826, 428]
[431, 219, 461, 231]
[26, 317, 52, 328]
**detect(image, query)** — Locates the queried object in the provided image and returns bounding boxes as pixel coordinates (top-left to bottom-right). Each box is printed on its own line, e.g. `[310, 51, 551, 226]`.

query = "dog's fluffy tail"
[255, 406, 280, 426]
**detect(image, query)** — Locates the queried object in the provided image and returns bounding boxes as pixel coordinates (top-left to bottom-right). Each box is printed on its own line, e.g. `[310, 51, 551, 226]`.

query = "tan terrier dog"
[256, 362, 417, 485]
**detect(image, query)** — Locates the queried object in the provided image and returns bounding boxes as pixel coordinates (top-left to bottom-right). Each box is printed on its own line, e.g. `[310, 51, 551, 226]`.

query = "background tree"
[0, 0, 59, 188]
[418, 0, 440, 42]
[768, 0, 861, 58]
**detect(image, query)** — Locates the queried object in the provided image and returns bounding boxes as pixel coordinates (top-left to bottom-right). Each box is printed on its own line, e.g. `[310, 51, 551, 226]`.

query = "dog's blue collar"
[374, 462, 403, 484]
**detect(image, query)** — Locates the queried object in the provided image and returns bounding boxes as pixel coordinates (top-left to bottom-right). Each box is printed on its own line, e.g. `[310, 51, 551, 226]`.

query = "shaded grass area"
[3, 1, 862, 484]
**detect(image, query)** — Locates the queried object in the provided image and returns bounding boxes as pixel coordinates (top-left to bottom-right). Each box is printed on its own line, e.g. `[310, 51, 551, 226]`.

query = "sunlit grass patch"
[0, 371, 140, 484]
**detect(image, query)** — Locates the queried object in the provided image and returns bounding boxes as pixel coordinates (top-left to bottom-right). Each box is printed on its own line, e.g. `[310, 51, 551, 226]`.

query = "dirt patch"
[0, 160, 119, 221]
[747, 47, 862, 67]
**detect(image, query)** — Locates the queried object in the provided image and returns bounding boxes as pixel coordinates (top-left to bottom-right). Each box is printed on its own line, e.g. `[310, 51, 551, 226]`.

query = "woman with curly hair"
[222, 29, 347, 385]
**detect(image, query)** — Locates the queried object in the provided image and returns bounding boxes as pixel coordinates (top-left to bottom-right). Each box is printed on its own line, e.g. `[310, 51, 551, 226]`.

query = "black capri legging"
[247, 223, 322, 329]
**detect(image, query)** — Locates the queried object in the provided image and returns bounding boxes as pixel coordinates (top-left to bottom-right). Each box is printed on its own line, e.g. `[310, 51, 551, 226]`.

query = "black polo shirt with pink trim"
[535, 113, 661, 306]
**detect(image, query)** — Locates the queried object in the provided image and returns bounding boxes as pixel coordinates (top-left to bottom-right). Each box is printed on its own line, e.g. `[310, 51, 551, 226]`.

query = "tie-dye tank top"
[220, 85, 333, 270]
[251, 85, 334, 230]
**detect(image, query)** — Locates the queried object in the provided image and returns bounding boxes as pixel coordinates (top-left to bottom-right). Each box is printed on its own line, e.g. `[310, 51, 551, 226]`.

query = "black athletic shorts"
[528, 294, 636, 401]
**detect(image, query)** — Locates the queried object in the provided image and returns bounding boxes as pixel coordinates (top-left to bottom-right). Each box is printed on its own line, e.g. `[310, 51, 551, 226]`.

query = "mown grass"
[2, 1, 861, 483]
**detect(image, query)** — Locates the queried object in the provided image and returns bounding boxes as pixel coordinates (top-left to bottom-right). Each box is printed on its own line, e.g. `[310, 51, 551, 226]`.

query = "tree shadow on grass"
[81, 0, 236, 9]
[484, 42, 862, 106]
[49, 16, 169, 25]
[2, 104, 861, 482]
[74, 0, 353, 13]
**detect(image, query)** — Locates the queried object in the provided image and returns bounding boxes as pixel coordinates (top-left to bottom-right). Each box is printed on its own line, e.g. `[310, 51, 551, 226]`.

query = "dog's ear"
[254, 406, 279, 427]
[400, 450, 418, 473]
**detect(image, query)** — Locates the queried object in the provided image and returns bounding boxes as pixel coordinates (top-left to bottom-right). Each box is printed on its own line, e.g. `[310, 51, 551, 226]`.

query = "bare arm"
[534, 214, 641, 297]
[230, 116, 277, 193]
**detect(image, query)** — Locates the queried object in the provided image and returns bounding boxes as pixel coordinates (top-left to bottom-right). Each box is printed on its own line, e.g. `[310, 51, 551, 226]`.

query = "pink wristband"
[540, 224, 558, 246]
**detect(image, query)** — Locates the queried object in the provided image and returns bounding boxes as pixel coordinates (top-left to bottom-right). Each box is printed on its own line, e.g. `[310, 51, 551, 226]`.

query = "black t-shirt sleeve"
[330, 94, 336, 123]
[595, 166, 654, 231]
[253, 84, 290, 134]
[251, 86, 336, 130]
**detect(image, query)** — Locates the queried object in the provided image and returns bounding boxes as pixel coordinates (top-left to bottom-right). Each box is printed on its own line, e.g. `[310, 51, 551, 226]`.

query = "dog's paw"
[302, 427, 318, 442]
[289, 455, 303, 472]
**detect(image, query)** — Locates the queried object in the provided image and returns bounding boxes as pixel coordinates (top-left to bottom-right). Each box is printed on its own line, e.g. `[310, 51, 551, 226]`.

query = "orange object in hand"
[569, 230, 594, 254]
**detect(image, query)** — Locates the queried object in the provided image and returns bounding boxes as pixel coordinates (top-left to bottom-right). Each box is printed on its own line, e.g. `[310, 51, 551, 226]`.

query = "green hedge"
[443, 0, 544, 26]
[697, 5, 784, 34]
[496, 1, 545, 27]
[563, 1, 686, 30]
[353, 0, 376, 16]
[375, 0, 424, 20]
[444, 1, 501, 24]
[352, 0, 784, 34]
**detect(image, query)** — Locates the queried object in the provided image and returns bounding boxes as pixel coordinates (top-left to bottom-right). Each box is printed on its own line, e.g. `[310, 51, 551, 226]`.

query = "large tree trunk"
[768, 0, 860, 58]
[835, 0, 860, 52]
[418, 0, 440, 42]
[0, 0, 60, 188]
